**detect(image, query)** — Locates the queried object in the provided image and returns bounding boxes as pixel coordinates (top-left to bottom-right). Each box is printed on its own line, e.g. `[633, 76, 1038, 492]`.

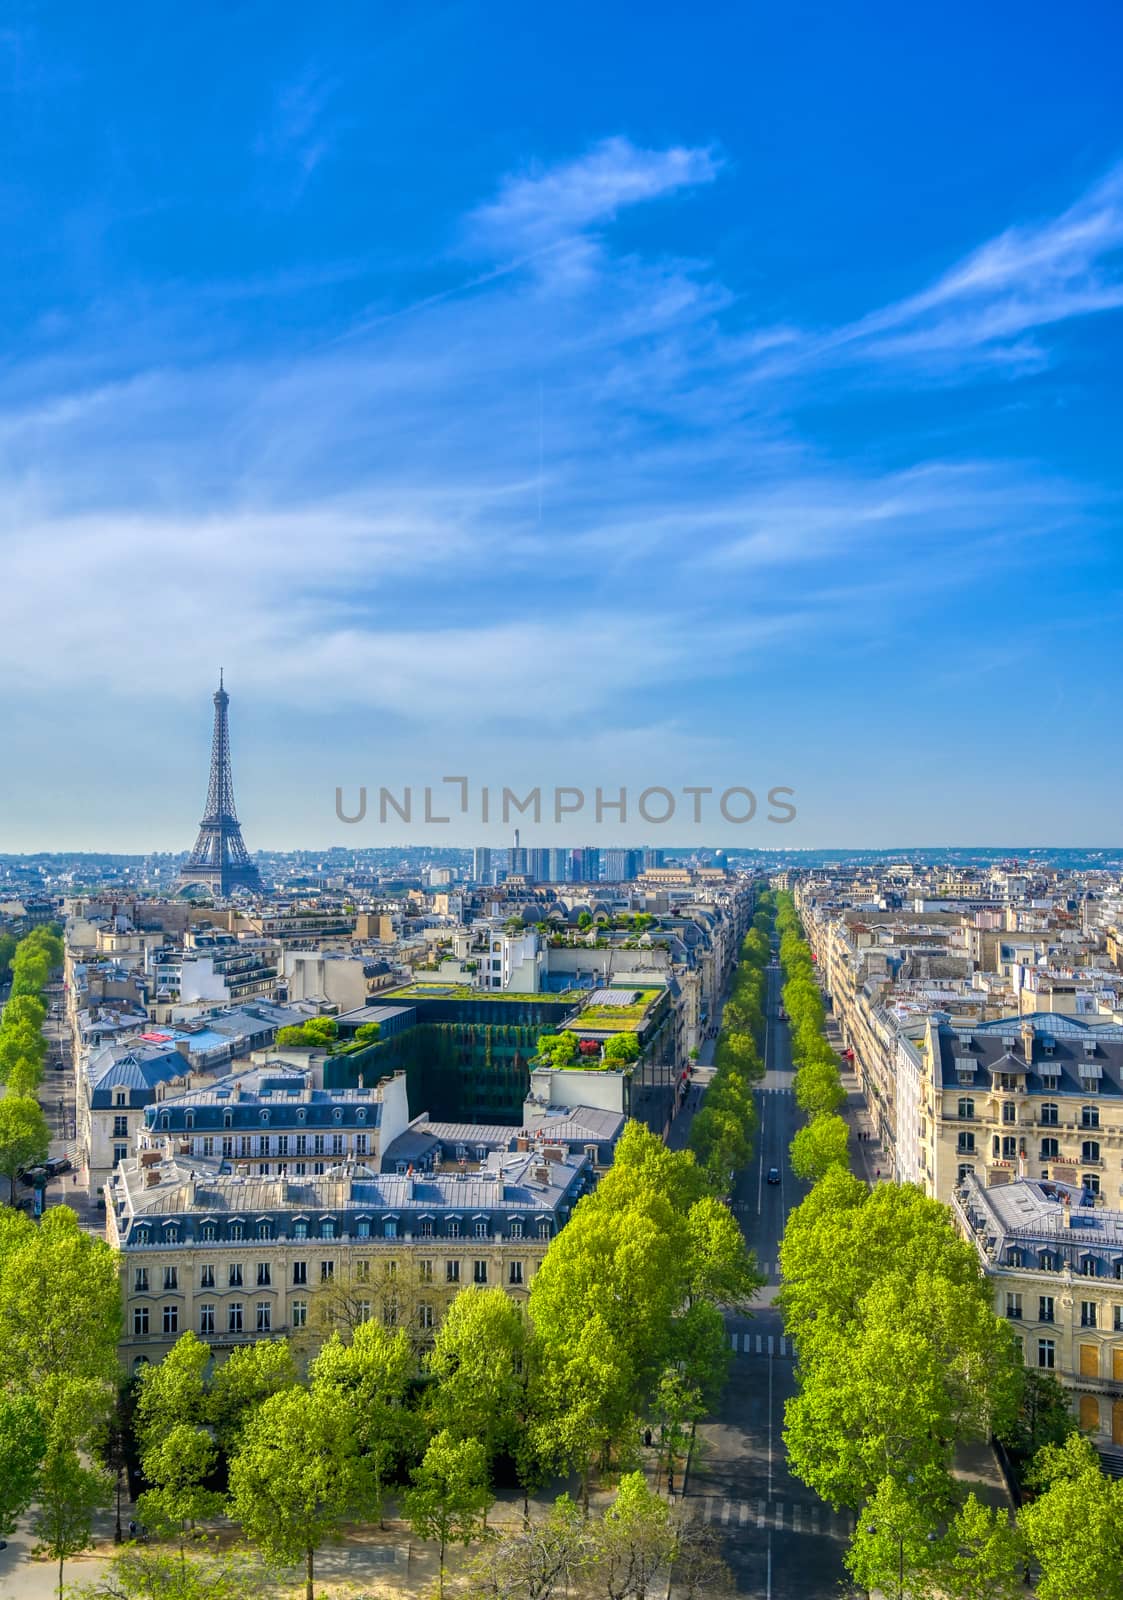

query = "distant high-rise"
[573, 846, 601, 884]
[547, 848, 569, 883]
[472, 846, 492, 883]
[178, 675, 262, 896]
[643, 847, 665, 871]
[605, 848, 642, 881]
[529, 848, 550, 883]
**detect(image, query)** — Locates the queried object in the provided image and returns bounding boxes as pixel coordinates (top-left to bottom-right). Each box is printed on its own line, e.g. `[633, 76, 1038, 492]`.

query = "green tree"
[427, 1286, 529, 1467]
[353, 1021, 381, 1043]
[32, 1437, 112, 1599]
[933, 1492, 1026, 1600]
[577, 912, 593, 930]
[0, 1391, 45, 1539]
[789, 1113, 850, 1182]
[843, 1476, 940, 1600]
[794, 1060, 846, 1118]
[1018, 1431, 1123, 1600]
[999, 1368, 1075, 1461]
[137, 1424, 224, 1562]
[684, 1196, 762, 1309]
[403, 1429, 492, 1600]
[134, 1331, 212, 1451]
[208, 1338, 298, 1453]
[0, 1093, 51, 1202]
[228, 1385, 374, 1600]
[530, 1313, 636, 1514]
[0, 1205, 121, 1441]
[591, 1471, 678, 1600]
[309, 1321, 417, 1521]
[603, 1032, 640, 1064]
[785, 1270, 1021, 1511]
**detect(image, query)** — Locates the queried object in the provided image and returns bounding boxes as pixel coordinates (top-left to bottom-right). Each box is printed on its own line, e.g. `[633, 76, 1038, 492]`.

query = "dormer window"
[115, 1089, 127, 1107]
[185, 1111, 194, 1130]
[229, 1221, 244, 1242]
[333, 1108, 342, 1123]
[223, 1111, 233, 1128]
[260, 1111, 269, 1125]
[357, 1108, 366, 1123]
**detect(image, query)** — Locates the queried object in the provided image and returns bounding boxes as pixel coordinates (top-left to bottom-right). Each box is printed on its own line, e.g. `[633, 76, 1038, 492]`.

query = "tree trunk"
[58, 1554, 64, 1600]
[306, 1544, 314, 1600]
[438, 1534, 446, 1600]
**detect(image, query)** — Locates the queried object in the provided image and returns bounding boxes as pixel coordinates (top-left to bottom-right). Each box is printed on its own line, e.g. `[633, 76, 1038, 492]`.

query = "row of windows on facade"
[127, 1215, 549, 1245]
[130, 1264, 527, 1337]
[1004, 1292, 1123, 1328]
[115, 1124, 372, 1158]
[956, 1163, 1104, 1196]
[1001, 1247, 1123, 1276]
[134, 1256, 524, 1292]
[956, 1131, 1105, 1162]
[955, 1099, 1104, 1128]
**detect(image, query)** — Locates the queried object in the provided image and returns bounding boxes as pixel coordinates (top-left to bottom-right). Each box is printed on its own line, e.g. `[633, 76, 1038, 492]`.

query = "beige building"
[953, 1174, 1123, 1447]
[107, 1143, 592, 1368]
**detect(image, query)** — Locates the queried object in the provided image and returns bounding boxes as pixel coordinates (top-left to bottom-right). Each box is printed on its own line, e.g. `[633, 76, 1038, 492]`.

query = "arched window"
[957, 1097, 974, 1120]
[260, 1111, 270, 1125]
[1083, 1140, 1101, 1164]
[185, 1111, 194, 1130]
[223, 1111, 233, 1129]
[1082, 1106, 1100, 1130]
[1040, 1138, 1059, 1161]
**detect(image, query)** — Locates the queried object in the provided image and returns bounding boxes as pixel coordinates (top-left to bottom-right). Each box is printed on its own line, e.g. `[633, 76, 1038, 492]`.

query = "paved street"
[674, 956, 853, 1600]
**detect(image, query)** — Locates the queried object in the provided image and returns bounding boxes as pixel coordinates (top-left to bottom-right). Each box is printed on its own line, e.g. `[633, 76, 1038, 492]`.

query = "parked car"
[43, 1155, 72, 1179]
[17, 1165, 48, 1187]
[767, 1166, 781, 1185]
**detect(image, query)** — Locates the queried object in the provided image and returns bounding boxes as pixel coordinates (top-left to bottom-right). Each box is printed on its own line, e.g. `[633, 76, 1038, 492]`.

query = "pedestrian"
[875, 1168, 880, 1179]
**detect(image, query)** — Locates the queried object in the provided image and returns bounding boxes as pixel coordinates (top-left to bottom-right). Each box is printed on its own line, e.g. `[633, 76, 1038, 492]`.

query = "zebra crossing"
[728, 1331, 795, 1356]
[693, 1494, 853, 1540]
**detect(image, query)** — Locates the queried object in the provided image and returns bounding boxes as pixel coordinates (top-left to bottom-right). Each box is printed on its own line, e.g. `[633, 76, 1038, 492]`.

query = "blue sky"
[2, 1, 1121, 851]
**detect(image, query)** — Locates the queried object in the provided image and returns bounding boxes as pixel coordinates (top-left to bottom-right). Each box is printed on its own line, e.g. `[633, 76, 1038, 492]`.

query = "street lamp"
[864, 1524, 937, 1600]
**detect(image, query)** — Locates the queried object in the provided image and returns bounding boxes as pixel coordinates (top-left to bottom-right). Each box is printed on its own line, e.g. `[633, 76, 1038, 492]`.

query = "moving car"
[767, 1166, 781, 1185]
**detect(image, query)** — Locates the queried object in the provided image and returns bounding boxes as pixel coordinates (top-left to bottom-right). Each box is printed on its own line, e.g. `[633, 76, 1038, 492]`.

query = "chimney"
[1020, 1020, 1035, 1063]
[1062, 1191, 1072, 1227]
[533, 1163, 550, 1185]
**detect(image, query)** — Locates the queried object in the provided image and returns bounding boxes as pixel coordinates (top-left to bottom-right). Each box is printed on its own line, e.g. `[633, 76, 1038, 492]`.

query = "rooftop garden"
[379, 982, 577, 1004]
[274, 1018, 380, 1054]
[534, 1030, 641, 1071]
[569, 988, 664, 1033]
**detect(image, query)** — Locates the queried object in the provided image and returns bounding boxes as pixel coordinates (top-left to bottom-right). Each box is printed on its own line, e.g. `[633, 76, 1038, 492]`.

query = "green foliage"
[535, 1031, 579, 1066]
[0, 1093, 51, 1201]
[310, 1322, 418, 1513]
[0, 1205, 122, 1444]
[603, 1031, 641, 1064]
[275, 1017, 338, 1049]
[32, 1436, 112, 1599]
[426, 1287, 529, 1466]
[403, 1429, 492, 1600]
[593, 1471, 677, 1600]
[208, 1339, 298, 1454]
[789, 1112, 850, 1182]
[0, 1391, 45, 1539]
[529, 1121, 757, 1492]
[843, 1475, 941, 1600]
[228, 1385, 375, 1600]
[933, 1492, 1027, 1600]
[783, 1171, 1024, 1513]
[136, 1423, 224, 1548]
[1019, 1433, 1123, 1600]
[352, 1020, 381, 1042]
[999, 1368, 1076, 1461]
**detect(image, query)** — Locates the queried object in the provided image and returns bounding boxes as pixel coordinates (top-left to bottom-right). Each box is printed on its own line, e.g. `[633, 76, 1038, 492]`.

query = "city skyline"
[2, 3, 1121, 851]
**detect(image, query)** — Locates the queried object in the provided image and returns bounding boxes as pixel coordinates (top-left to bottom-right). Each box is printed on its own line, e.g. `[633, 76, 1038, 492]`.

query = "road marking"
[766, 1534, 772, 1600]
[792, 1504, 802, 1532]
[773, 1501, 784, 1529]
[810, 1504, 820, 1533]
[721, 1500, 732, 1525]
[739, 1501, 750, 1526]
[756, 1500, 766, 1528]
[756, 1333, 762, 1353]
[767, 1334, 775, 1355]
[767, 1352, 774, 1499]
[702, 1496, 714, 1522]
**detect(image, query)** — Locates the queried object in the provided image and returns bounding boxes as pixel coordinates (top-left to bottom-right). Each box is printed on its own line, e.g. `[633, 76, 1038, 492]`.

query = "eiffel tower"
[178, 673, 262, 896]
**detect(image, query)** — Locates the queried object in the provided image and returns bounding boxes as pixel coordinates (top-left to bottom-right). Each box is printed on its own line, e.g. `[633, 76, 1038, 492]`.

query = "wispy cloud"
[770, 163, 1123, 379]
[465, 135, 722, 253]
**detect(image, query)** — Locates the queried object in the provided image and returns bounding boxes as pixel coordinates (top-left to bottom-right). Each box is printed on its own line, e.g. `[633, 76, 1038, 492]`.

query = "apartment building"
[107, 1143, 592, 1367]
[953, 1174, 1123, 1448]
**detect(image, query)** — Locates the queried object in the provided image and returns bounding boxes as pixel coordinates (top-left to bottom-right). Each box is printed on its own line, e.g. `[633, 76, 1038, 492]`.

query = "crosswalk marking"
[695, 1497, 848, 1540]
[728, 1332, 795, 1357]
